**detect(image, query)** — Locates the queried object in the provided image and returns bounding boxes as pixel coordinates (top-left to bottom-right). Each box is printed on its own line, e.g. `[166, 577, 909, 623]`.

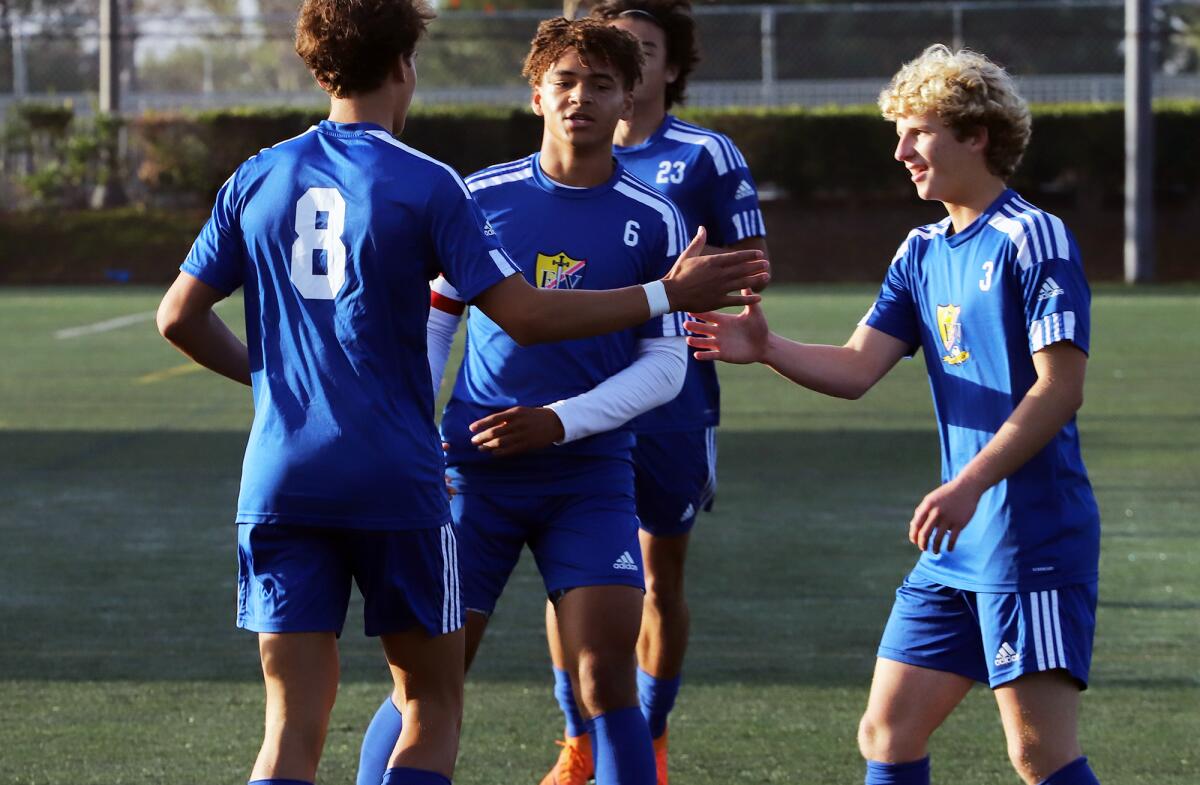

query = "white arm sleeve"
[546, 336, 687, 444]
[427, 277, 465, 396]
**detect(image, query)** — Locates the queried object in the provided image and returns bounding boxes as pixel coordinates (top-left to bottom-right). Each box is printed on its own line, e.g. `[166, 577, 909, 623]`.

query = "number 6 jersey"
[181, 120, 518, 530]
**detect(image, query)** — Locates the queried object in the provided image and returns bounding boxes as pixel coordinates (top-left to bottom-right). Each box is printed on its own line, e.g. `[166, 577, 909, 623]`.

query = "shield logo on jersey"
[535, 252, 586, 290]
[936, 304, 971, 366]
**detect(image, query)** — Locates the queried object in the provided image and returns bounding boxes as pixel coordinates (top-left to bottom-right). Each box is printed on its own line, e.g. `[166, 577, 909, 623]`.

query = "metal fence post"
[12, 14, 27, 99]
[761, 6, 777, 106]
[952, 3, 965, 51]
[1124, 0, 1154, 283]
[99, 0, 120, 113]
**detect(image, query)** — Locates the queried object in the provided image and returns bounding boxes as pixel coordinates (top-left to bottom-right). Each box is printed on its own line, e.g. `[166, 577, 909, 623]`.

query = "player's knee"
[575, 650, 636, 715]
[857, 712, 924, 762]
[1005, 732, 1077, 785]
[643, 570, 686, 614]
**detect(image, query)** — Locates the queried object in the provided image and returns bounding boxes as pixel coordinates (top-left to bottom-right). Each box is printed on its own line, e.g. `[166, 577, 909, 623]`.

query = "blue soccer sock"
[1038, 757, 1100, 785]
[380, 768, 450, 785]
[636, 667, 681, 740]
[553, 667, 589, 739]
[589, 706, 656, 785]
[865, 756, 931, 785]
[357, 695, 404, 785]
[248, 780, 313, 785]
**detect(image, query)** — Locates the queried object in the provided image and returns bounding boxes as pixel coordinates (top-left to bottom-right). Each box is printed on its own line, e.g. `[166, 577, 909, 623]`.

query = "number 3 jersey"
[863, 189, 1100, 592]
[613, 115, 766, 433]
[180, 120, 518, 530]
[440, 154, 687, 494]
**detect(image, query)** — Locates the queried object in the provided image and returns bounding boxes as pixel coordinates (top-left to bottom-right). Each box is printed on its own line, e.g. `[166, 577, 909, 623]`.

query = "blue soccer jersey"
[614, 115, 766, 432]
[182, 120, 518, 530]
[863, 188, 1100, 592]
[441, 154, 688, 493]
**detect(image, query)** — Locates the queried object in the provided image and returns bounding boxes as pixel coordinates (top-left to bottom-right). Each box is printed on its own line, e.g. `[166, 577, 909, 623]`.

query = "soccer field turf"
[1, 285, 1196, 784]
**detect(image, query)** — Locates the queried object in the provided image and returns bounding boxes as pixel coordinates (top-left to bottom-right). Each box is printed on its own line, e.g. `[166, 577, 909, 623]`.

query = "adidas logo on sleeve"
[612, 551, 639, 571]
[734, 180, 755, 200]
[1037, 277, 1064, 302]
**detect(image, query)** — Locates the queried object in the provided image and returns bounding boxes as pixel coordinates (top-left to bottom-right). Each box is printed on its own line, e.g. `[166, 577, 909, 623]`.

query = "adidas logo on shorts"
[613, 551, 638, 571]
[734, 180, 755, 200]
[994, 641, 1021, 666]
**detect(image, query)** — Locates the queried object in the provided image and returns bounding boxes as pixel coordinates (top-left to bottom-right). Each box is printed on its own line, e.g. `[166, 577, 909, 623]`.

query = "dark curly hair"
[295, 0, 435, 98]
[590, 0, 699, 109]
[522, 17, 644, 92]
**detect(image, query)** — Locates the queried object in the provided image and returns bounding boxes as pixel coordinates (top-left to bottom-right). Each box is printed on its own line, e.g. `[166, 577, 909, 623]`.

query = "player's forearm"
[761, 333, 878, 400]
[158, 309, 251, 386]
[513, 286, 656, 345]
[953, 377, 1083, 495]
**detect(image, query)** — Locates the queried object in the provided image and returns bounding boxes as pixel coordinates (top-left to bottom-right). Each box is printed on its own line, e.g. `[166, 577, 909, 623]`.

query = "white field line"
[54, 310, 158, 340]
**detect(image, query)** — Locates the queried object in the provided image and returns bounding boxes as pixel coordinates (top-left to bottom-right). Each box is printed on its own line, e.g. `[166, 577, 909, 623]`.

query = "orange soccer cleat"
[538, 732, 594, 785]
[652, 730, 669, 785]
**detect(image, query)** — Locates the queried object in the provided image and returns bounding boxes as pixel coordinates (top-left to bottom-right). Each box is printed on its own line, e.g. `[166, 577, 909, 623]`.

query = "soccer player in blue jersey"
[685, 46, 1102, 785]
[154, 1, 769, 784]
[536, 3, 769, 782]
[356, 18, 717, 785]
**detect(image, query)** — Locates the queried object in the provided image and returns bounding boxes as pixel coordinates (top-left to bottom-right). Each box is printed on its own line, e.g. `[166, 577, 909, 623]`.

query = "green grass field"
[1, 285, 1197, 784]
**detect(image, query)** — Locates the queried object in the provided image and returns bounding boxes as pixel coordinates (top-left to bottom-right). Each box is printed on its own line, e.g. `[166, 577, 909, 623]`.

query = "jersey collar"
[612, 113, 673, 155]
[531, 152, 625, 198]
[316, 119, 392, 137]
[944, 187, 1017, 247]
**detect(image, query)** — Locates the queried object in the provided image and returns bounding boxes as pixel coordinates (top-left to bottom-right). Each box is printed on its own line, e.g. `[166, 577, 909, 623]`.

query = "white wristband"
[642, 280, 671, 318]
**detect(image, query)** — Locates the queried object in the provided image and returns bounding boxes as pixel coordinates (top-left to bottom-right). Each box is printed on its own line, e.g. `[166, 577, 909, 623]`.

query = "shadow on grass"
[1, 428, 1192, 693]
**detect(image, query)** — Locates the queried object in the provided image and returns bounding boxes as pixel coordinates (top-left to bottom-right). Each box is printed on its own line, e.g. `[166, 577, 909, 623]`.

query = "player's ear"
[391, 53, 411, 84]
[619, 87, 634, 122]
[665, 63, 680, 86]
[531, 85, 545, 117]
[965, 124, 989, 154]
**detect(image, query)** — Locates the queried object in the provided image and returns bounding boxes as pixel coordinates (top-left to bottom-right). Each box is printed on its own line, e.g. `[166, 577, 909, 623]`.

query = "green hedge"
[120, 100, 1200, 205]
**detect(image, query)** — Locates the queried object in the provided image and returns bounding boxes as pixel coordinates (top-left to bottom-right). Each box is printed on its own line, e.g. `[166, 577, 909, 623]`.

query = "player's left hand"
[469, 406, 565, 458]
[908, 476, 984, 554]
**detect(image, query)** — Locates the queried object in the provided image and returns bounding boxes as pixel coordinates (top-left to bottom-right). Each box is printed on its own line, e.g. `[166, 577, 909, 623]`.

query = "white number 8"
[291, 187, 347, 300]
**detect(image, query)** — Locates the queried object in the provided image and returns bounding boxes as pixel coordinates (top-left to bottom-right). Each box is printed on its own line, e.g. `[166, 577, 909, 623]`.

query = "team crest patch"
[535, 251, 586, 290]
[936, 304, 971, 366]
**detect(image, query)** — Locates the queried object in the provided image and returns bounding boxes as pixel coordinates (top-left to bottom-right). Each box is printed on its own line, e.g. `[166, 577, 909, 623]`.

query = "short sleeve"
[635, 201, 688, 340]
[180, 172, 245, 295]
[429, 169, 521, 303]
[1016, 242, 1091, 356]
[861, 239, 921, 351]
[713, 141, 766, 245]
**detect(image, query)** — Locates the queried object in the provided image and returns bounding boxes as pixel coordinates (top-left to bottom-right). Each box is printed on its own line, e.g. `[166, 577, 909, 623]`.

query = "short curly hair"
[879, 44, 1032, 179]
[295, 0, 435, 99]
[590, 0, 699, 109]
[522, 17, 644, 92]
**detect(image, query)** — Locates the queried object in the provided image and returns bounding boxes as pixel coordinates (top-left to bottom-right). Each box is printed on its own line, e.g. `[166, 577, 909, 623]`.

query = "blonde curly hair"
[879, 44, 1031, 179]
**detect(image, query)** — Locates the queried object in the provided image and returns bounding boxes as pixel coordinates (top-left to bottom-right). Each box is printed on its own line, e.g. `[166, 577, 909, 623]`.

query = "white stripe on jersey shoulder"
[465, 158, 536, 193]
[663, 119, 733, 175]
[990, 199, 1069, 271]
[890, 219, 950, 264]
[1011, 194, 1071, 261]
[667, 117, 746, 171]
[364, 130, 473, 199]
[615, 173, 688, 256]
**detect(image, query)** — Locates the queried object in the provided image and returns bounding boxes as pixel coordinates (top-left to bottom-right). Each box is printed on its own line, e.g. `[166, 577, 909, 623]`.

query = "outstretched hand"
[684, 293, 771, 365]
[663, 227, 771, 314]
[469, 406, 565, 458]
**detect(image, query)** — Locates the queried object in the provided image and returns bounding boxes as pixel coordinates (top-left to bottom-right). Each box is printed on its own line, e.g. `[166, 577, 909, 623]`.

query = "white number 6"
[624, 220, 640, 247]
[291, 187, 347, 300]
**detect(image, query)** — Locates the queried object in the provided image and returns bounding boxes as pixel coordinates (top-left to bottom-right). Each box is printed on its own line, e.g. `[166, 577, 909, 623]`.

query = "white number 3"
[979, 260, 994, 292]
[291, 187, 347, 300]
[624, 220, 640, 247]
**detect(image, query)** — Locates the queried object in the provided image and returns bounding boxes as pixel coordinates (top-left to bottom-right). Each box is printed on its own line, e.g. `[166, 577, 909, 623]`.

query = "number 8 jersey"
[181, 120, 518, 530]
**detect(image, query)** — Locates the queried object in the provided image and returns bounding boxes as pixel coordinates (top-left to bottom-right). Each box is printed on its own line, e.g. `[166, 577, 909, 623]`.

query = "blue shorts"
[634, 427, 717, 537]
[452, 489, 644, 615]
[877, 572, 1098, 689]
[236, 523, 462, 638]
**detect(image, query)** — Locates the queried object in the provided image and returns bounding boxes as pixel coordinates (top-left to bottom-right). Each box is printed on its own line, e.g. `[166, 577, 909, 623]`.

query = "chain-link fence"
[0, 0, 1198, 119]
